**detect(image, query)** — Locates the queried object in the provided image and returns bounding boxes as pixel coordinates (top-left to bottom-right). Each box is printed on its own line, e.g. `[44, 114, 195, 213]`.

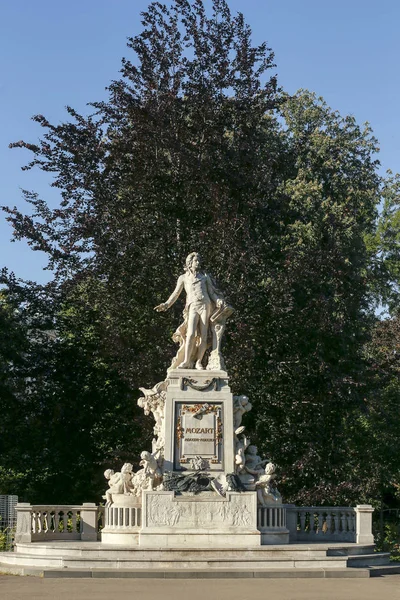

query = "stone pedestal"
[257, 505, 289, 544]
[163, 369, 235, 474]
[139, 490, 260, 548]
[14, 503, 32, 544]
[101, 496, 141, 545]
[355, 505, 374, 545]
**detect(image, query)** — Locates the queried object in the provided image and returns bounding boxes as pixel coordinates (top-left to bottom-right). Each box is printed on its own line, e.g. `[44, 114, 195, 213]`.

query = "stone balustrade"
[104, 504, 142, 531]
[285, 505, 374, 544]
[14, 503, 101, 543]
[257, 505, 287, 530]
[14, 502, 374, 546]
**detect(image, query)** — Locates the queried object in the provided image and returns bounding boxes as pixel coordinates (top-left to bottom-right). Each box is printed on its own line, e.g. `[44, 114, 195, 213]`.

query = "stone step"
[347, 553, 391, 567]
[2, 551, 350, 570]
[369, 563, 400, 576]
[14, 541, 373, 559]
[327, 544, 376, 556]
[0, 565, 372, 579]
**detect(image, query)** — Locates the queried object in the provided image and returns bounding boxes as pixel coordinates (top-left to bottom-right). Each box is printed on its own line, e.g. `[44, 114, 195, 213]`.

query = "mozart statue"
[155, 252, 233, 370]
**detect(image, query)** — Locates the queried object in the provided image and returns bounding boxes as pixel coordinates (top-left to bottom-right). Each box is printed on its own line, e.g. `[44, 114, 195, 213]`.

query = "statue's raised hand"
[154, 303, 168, 312]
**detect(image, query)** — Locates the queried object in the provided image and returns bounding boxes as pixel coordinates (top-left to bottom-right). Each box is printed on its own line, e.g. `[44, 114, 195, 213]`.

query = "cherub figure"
[234, 426, 250, 473]
[103, 469, 124, 507]
[139, 450, 162, 490]
[233, 395, 253, 429]
[121, 462, 135, 495]
[244, 445, 268, 476]
[255, 462, 282, 506]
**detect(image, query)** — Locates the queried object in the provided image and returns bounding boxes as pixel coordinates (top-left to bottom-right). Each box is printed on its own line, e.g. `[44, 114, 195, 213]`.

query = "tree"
[0, 270, 149, 503]
[2, 0, 387, 503]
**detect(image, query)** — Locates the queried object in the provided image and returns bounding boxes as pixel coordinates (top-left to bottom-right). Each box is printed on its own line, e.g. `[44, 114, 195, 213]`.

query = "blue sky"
[1, 0, 399, 283]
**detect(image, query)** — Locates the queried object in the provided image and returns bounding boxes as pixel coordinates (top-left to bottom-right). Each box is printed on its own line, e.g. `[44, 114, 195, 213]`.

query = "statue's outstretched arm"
[154, 275, 184, 312]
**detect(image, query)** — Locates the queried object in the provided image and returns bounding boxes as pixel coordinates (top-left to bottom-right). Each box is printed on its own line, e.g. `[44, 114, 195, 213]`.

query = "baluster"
[54, 510, 60, 534]
[40, 511, 47, 534]
[43, 511, 49, 534]
[333, 511, 340, 536]
[32, 511, 39, 534]
[71, 510, 77, 533]
[349, 511, 356, 542]
[341, 512, 347, 540]
[326, 513, 332, 537]
[317, 511, 325, 536]
[309, 512, 315, 536]
[61, 511, 67, 533]
[300, 511, 306, 535]
[48, 510, 54, 533]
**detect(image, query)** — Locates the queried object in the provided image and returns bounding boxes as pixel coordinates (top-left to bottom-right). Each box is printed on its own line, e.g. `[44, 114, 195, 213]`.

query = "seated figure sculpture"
[255, 462, 283, 506]
[154, 252, 233, 370]
[103, 462, 135, 506]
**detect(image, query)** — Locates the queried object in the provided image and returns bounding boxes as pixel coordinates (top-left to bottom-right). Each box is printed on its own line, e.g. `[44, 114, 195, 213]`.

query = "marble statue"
[154, 252, 233, 370]
[234, 426, 250, 474]
[255, 462, 283, 506]
[121, 462, 135, 494]
[103, 463, 135, 506]
[138, 381, 167, 451]
[103, 469, 124, 506]
[233, 395, 252, 429]
[244, 445, 268, 476]
[130, 450, 163, 496]
[139, 450, 162, 489]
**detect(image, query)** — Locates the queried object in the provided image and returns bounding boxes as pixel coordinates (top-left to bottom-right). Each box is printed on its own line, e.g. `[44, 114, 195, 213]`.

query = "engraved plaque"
[174, 402, 223, 471]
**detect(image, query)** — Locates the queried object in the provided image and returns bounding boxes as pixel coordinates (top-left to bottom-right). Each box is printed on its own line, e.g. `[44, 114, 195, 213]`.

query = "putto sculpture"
[154, 252, 233, 371]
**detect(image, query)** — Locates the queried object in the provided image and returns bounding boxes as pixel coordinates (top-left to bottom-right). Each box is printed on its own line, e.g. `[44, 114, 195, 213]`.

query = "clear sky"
[1, 0, 399, 283]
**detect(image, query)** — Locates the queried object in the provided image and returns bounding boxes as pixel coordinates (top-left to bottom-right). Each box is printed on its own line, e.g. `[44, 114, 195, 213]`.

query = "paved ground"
[1, 574, 400, 600]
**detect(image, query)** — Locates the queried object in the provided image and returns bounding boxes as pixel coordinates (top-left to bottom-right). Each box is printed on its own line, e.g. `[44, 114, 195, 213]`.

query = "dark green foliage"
[1, 0, 397, 505]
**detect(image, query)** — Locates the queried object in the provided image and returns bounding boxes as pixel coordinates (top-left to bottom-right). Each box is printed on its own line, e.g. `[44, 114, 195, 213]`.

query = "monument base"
[139, 531, 260, 548]
[138, 489, 261, 548]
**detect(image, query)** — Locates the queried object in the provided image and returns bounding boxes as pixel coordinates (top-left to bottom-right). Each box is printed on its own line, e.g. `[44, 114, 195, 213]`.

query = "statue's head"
[247, 445, 258, 455]
[104, 469, 114, 480]
[121, 462, 133, 474]
[140, 451, 151, 460]
[185, 252, 201, 272]
[265, 462, 275, 475]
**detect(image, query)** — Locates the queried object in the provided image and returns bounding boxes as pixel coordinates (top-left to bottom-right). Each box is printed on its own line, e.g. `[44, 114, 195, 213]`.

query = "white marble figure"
[121, 462, 135, 494]
[131, 450, 162, 495]
[103, 463, 135, 506]
[189, 456, 210, 471]
[255, 463, 283, 506]
[154, 252, 233, 370]
[234, 426, 251, 474]
[138, 381, 167, 451]
[103, 469, 124, 506]
[233, 395, 253, 429]
[244, 445, 268, 476]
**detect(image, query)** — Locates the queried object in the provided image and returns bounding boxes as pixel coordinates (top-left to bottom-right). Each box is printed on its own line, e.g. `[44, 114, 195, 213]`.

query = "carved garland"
[180, 377, 219, 391]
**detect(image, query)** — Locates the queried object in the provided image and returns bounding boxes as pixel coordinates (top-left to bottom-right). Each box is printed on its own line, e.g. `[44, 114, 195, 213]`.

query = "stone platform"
[0, 540, 393, 578]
